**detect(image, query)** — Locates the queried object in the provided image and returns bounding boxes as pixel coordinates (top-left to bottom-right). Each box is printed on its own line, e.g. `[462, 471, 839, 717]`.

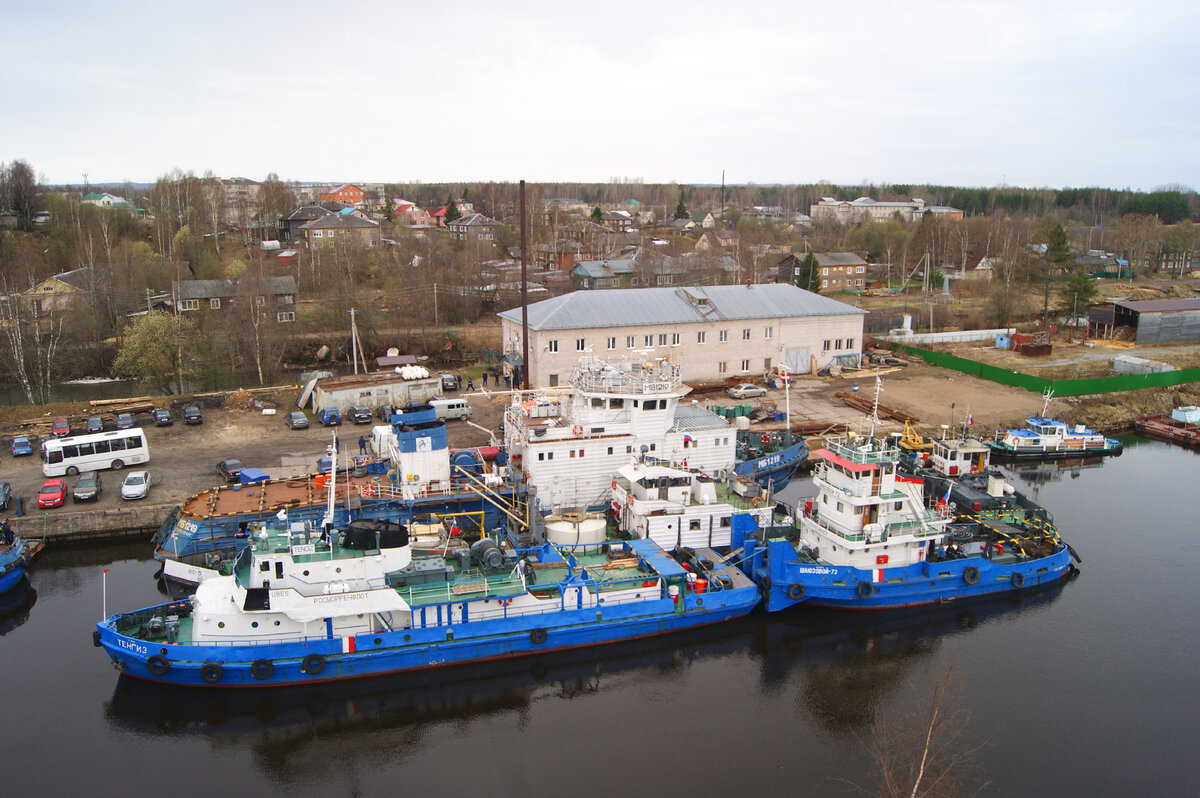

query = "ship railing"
[568, 362, 682, 395]
[825, 440, 901, 467]
[399, 569, 526, 605]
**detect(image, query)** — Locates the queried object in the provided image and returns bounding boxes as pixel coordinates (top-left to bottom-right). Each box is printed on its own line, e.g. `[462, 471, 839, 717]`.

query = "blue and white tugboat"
[96, 509, 760, 687]
[986, 392, 1121, 461]
[737, 432, 1077, 612]
[0, 522, 32, 596]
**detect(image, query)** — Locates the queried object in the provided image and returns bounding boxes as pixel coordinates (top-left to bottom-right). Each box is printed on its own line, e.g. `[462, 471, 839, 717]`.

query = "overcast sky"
[6, 0, 1197, 191]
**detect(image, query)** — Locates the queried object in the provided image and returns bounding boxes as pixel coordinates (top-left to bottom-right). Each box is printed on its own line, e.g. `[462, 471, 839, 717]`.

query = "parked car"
[51, 418, 71, 438]
[349, 405, 372, 424]
[85, 416, 104, 433]
[116, 413, 135, 430]
[11, 436, 33, 457]
[441, 373, 458, 392]
[72, 471, 102, 502]
[182, 406, 203, 425]
[374, 404, 396, 421]
[284, 411, 309, 430]
[0, 481, 11, 511]
[727, 383, 768, 399]
[38, 478, 68, 508]
[216, 459, 244, 482]
[120, 471, 151, 500]
[153, 409, 174, 426]
[318, 408, 342, 426]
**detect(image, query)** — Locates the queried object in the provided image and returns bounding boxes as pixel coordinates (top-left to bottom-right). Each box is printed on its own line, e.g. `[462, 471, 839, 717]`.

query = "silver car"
[727, 383, 768, 399]
[120, 470, 151, 500]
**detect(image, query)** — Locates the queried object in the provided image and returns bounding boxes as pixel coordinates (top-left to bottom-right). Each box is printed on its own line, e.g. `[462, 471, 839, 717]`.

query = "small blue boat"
[0, 522, 31, 596]
[986, 416, 1122, 461]
[734, 429, 807, 489]
[737, 435, 1078, 612]
[96, 518, 760, 687]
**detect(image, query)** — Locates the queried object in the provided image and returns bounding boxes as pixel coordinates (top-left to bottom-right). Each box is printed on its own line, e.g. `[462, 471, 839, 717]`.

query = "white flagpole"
[102, 567, 109, 620]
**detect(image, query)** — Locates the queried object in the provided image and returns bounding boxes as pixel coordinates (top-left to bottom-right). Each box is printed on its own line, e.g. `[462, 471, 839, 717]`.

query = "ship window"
[644, 400, 657, 410]
[275, 561, 284, 579]
[607, 447, 613, 455]
[260, 561, 270, 572]
[626, 446, 633, 453]
[611, 398, 624, 409]
[547, 452, 554, 460]
[538, 453, 544, 461]
[837, 502, 844, 512]
[720, 516, 731, 527]
[689, 520, 701, 530]
[649, 444, 656, 451]
[592, 398, 604, 408]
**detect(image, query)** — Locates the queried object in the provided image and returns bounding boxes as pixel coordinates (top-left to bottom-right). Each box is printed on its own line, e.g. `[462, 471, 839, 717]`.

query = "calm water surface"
[2, 437, 1197, 797]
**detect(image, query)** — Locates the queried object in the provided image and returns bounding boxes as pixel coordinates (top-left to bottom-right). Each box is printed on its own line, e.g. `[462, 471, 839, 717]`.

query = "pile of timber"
[835, 392, 918, 423]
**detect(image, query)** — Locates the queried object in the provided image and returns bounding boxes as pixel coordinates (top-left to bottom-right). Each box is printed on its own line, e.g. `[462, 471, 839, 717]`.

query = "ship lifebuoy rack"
[572, 425, 583, 435]
[760, 434, 771, 445]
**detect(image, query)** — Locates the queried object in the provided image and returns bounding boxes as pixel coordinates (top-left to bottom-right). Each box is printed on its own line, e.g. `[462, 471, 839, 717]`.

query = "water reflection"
[104, 579, 1070, 777]
[0, 577, 37, 636]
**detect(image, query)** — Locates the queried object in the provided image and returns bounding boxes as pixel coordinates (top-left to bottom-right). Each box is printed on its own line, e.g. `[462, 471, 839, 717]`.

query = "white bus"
[41, 428, 150, 477]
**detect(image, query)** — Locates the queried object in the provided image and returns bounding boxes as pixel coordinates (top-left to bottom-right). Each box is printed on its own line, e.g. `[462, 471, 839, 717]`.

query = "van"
[430, 398, 472, 421]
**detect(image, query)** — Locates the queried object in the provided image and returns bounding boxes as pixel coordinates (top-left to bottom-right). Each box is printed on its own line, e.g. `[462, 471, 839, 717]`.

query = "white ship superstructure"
[505, 356, 736, 511]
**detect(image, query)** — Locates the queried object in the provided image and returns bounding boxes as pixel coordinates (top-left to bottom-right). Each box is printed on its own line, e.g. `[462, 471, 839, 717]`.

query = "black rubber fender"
[856, 581, 873, 599]
[250, 659, 274, 681]
[963, 567, 980, 585]
[199, 662, 223, 684]
[1011, 571, 1025, 588]
[530, 628, 548, 645]
[301, 654, 326, 675]
[787, 584, 806, 601]
[146, 655, 169, 676]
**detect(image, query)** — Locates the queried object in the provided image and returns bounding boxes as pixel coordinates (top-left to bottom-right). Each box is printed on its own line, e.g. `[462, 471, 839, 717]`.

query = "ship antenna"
[1040, 387, 1054, 418]
[869, 376, 883, 439]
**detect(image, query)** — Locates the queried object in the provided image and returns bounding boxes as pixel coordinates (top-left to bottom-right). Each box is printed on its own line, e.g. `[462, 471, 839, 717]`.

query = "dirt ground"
[2, 350, 1194, 517]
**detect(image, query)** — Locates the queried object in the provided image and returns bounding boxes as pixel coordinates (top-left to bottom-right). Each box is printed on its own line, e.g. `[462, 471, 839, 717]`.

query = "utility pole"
[520, 179, 529, 389]
[349, 308, 358, 374]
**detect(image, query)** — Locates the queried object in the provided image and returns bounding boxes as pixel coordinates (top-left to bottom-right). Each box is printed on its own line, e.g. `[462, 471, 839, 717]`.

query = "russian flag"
[683, 435, 694, 443]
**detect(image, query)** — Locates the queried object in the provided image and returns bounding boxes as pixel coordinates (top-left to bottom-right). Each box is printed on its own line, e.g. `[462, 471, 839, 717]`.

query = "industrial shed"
[309, 371, 440, 414]
[1088, 298, 1200, 345]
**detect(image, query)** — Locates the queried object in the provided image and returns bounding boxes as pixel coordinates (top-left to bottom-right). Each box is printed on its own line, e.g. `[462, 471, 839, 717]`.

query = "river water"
[2, 437, 1197, 796]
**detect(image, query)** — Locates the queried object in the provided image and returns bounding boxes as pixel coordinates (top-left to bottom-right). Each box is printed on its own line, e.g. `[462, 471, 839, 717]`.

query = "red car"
[38, 478, 68, 508]
[51, 418, 71, 438]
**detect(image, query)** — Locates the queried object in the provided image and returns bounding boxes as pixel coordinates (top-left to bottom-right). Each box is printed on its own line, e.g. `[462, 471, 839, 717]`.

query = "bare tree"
[0, 281, 66, 404]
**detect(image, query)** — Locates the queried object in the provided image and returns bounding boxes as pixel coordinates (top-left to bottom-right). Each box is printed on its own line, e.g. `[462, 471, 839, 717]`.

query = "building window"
[549, 374, 559, 387]
[764, 327, 773, 339]
[764, 358, 772, 370]
[835, 339, 843, 350]
[719, 330, 728, 342]
[548, 340, 558, 353]
[718, 361, 727, 374]
[856, 266, 864, 273]
[823, 339, 831, 352]
[742, 328, 751, 340]
[847, 338, 855, 349]
[606, 337, 616, 350]
[280, 295, 294, 304]
[671, 333, 681, 346]
[312, 230, 322, 238]
[697, 331, 706, 344]
[576, 338, 586, 352]
[178, 299, 199, 311]
[626, 335, 635, 348]
[255, 296, 265, 307]
[741, 360, 750, 371]
[821, 279, 827, 288]
[209, 298, 221, 309]
[658, 334, 667, 346]
[277, 311, 295, 322]
[644, 335, 653, 347]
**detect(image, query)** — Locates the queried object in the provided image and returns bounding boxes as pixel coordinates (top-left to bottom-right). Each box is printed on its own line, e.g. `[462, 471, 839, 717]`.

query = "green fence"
[893, 344, 1200, 397]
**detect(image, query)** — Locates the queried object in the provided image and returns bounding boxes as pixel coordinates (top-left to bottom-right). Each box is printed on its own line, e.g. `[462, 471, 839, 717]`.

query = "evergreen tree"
[591, 206, 603, 223]
[1057, 268, 1100, 319]
[445, 195, 461, 223]
[673, 200, 689, 220]
[794, 252, 821, 293]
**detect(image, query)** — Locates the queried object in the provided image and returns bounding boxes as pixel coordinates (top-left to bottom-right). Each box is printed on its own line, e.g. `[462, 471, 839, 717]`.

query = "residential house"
[691, 211, 717, 229]
[777, 252, 869, 292]
[448, 212, 499, 242]
[319, 184, 365, 206]
[298, 214, 380, 248]
[280, 205, 332, 241]
[498, 283, 865, 387]
[82, 192, 132, 209]
[809, 197, 964, 224]
[694, 230, 738, 254]
[535, 240, 600, 271]
[221, 178, 261, 224]
[570, 258, 636, 290]
[173, 276, 299, 323]
[601, 210, 634, 232]
[19, 268, 95, 313]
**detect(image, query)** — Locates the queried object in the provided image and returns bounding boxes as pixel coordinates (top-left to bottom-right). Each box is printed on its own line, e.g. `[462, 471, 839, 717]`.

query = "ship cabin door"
[863, 504, 879, 526]
[871, 467, 882, 495]
[657, 477, 670, 501]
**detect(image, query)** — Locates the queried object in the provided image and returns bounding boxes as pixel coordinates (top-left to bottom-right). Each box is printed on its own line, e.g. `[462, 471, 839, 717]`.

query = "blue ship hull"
[0, 564, 24, 595]
[95, 585, 761, 688]
[734, 440, 807, 489]
[0, 537, 29, 595]
[743, 537, 1075, 612]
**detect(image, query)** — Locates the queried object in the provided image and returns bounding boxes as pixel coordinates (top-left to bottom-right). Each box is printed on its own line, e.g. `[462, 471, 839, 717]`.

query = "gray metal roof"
[174, 276, 298, 300]
[1114, 298, 1200, 313]
[498, 284, 865, 331]
[670, 404, 730, 433]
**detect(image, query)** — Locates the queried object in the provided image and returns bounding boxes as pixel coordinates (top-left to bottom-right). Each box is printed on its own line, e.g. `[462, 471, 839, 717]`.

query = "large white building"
[498, 284, 865, 387]
[810, 197, 964, 224]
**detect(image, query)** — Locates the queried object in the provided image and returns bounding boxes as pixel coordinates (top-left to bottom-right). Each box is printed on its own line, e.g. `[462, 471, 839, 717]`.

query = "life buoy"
[856, 581, 873, 599]
[250, 659, 274, 681]
[199, 662, 223, 684]
[787, 584, 805, 601]
[751, 497, 761, 507]
[611, 478, 617, 491]
[146, 655, 169, 676]
[530, 628, 548, 645]
[572, 425, 583, 435]
[760, 434, 770, 444]
[362, 484, 376, 497]
[1011, 572, 1025, 588]
[302, 654, 325, 675]
[963, 567, 980, 585]
[627, 494, 634, 506]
